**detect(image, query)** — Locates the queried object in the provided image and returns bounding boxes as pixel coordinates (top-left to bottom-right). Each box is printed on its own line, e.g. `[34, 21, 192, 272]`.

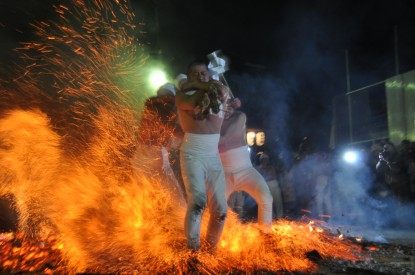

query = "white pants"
[314, 175, 331, 218]
[221, 146, 272, 228]
[180, 134, 227, 250]
[225, 167, 273, 228]
[266, 179, 283, 218]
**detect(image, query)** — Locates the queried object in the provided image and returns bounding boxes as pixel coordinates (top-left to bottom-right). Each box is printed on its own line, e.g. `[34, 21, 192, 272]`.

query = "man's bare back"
[219, 110, 247, 152]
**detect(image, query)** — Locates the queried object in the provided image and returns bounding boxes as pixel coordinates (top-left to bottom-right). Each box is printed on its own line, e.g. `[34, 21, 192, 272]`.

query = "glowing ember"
[368, 246, 379, 251]
[0, 232, 65, 273]
[0, 0, 362, 273]
[0, 218, 361, 273]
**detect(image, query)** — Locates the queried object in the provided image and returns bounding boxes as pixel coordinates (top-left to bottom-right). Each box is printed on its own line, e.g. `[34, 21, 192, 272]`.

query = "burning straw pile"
[0, 219, 362, 273]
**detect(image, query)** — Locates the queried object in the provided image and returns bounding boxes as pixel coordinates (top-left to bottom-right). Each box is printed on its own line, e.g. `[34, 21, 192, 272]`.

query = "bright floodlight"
[149, 69, 167, 89]
[343, 150, 358, 164]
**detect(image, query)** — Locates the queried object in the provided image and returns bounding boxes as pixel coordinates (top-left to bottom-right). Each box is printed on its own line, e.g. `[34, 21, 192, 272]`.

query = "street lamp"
[148, 69, 167, 90]
[342, 150, 359, 164]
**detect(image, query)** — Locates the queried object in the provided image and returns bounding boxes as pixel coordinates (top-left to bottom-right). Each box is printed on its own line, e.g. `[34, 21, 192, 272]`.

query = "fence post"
[345, 49, 353, 143]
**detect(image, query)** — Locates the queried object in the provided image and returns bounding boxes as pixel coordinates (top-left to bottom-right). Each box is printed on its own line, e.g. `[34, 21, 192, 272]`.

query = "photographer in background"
[376, 142, 408, 200]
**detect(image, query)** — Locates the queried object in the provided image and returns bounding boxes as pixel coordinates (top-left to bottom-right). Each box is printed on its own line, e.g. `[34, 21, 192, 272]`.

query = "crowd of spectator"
[235, 137, 415, 225]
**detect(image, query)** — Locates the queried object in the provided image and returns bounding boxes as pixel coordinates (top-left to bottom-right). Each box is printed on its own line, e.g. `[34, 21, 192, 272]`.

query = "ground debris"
[1, 231, 414, 274]
[319, 241, 415, 274]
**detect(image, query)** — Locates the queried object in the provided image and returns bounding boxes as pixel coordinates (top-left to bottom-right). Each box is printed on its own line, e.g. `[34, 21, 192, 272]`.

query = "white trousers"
[225, 167, 273, 228]
[266, 179, 283, 218]
[314, 175, 331, 218]
[180, 151, 227, 250]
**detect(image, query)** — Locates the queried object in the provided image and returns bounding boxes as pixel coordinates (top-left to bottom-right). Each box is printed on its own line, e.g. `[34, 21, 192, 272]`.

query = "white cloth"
[220, 146, 252, 173]
[225, 167, 273, 229]
[157, 83, 176, 96]
[208, 54, 228, 81]
[181, 133, 220, 156]
[180, 133, 227, 250]
[220, 146, 272, 229]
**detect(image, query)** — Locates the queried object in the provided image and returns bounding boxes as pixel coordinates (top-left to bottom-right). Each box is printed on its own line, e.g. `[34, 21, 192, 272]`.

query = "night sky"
[1, 0, 415, 154]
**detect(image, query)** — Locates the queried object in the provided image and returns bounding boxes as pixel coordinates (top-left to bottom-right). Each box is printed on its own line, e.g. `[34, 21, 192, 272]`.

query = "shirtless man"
[219, 102, 273, 232]
[175, 61, 230, 251]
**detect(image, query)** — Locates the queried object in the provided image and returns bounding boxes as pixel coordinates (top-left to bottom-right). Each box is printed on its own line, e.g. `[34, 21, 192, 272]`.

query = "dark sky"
[136, 0, 415, 152]
[1, 0, 415, 153]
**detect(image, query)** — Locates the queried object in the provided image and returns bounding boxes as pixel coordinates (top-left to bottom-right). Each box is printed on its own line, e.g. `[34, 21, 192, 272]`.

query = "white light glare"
[149, 69, 167, 89]
[343, 150, 358, 164]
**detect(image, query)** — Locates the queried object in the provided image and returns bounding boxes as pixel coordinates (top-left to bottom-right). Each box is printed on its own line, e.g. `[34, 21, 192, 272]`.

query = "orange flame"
[0, 110, 361, 272]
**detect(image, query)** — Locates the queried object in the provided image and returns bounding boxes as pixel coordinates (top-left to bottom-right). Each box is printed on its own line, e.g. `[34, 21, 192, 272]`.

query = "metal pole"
[345, 49, 353, 142]
[346, 50, 351, 92]
[394, 25, 407, 139]
[329, 97, 337, 149]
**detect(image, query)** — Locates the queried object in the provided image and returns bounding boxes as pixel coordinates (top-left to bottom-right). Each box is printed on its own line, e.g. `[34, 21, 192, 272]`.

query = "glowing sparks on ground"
[0, 232, 65, 273]
[1, 0, 363, 273]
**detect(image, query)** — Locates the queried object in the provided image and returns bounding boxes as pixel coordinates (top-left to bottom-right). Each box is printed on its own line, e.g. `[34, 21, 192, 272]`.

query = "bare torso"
[176, 90, 224, 134]
[219, 110, 247, 153]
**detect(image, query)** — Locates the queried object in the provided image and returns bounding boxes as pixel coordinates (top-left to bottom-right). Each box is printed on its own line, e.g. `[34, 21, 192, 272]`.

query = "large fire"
[0, 0, 362, 273]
